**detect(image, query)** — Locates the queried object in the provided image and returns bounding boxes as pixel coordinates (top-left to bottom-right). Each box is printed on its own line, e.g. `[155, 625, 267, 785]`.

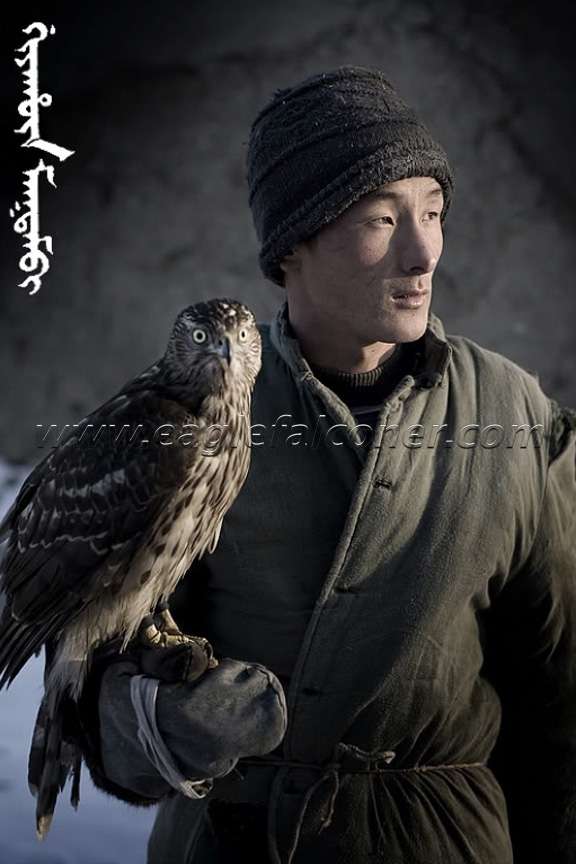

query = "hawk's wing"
[0, 370, 202, 683]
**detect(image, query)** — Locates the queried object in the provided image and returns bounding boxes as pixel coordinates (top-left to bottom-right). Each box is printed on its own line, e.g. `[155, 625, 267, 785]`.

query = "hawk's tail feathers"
[0, 611, 52, 690]
[28, 691, 80, 839]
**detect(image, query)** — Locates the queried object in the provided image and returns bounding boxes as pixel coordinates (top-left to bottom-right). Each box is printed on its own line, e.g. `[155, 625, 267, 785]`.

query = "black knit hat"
[246, 65, 454, 287]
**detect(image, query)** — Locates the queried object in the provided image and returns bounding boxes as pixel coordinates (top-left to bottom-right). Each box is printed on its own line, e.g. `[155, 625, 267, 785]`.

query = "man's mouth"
[391, 288, 428, 299]
[391, 289, 428, 308]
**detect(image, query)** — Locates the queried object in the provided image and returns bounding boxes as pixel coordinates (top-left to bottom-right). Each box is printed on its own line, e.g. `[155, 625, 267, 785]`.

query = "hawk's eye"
[238, 328, 248, 342]
[192, 328, 207, 344]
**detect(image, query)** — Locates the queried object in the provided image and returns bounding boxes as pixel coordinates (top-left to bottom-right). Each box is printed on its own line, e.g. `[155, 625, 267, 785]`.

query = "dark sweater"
[309, 341, 418, 444]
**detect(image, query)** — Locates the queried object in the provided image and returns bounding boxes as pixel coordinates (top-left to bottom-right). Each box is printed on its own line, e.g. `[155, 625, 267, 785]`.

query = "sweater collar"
[269, 300, 452, 390]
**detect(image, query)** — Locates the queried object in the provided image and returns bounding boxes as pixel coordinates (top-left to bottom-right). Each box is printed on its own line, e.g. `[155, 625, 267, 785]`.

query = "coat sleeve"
[486, 399, 576, 864]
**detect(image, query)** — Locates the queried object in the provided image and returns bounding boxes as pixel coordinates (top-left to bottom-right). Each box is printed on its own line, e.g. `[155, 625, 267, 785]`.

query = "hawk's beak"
[214, 336, 231, 365]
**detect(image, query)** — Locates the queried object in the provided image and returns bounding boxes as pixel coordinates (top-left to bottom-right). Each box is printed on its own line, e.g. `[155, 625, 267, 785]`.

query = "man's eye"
[370, 216, 393, 226]
[425, 211, 440, 221]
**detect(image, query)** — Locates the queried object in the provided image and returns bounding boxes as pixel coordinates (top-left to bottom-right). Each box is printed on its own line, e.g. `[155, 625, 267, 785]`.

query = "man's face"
[282, 176, 444, 348]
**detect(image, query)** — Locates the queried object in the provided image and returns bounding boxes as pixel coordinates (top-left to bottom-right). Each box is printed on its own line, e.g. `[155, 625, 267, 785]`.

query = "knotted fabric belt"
[227, 743, 487, 864]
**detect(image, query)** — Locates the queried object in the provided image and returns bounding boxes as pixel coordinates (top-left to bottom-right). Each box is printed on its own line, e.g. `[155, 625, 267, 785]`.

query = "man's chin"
[370, 308, 430, 345]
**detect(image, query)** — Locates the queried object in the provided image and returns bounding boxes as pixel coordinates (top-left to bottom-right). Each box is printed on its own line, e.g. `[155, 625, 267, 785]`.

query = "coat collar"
[269, 300, 452, 390]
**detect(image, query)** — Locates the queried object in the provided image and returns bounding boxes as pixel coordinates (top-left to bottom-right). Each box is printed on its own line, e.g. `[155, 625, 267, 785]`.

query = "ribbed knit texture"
[311, 342, 418, 446]
[246, 65, 454, 286]
[310, 344, 411, 409]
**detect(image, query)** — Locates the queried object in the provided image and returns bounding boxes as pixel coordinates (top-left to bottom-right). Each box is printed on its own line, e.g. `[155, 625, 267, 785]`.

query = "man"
[74, 66, 576, 863]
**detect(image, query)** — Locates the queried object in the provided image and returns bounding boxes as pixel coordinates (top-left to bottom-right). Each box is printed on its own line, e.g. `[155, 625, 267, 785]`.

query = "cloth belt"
[216, 742, 487, 864]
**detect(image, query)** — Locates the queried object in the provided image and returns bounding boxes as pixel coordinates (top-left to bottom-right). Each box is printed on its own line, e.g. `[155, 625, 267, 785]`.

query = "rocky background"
[1, 1, 575, 465]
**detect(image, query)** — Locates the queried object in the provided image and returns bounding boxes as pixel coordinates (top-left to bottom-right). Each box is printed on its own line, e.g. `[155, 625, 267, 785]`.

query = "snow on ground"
[0, 460, 155, 863]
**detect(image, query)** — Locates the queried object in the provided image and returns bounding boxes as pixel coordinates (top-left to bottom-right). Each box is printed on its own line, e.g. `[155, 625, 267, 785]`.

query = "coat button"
[373, 476, 393, 489]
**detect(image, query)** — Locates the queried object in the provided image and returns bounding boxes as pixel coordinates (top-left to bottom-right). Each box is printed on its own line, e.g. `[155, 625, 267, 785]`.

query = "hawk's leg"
[154, 602, 184, 636]
[137, 601, 218, 680]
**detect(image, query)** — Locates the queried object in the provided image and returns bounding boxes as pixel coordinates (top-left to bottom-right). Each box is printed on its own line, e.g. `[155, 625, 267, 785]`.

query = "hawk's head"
[164, 299, 262, 399]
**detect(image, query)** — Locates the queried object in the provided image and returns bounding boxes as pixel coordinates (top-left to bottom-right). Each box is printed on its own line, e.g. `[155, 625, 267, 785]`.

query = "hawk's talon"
[137, 610, 218, 671]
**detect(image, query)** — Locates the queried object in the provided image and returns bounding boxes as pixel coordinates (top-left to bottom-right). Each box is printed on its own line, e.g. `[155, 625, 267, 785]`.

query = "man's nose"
[396, 222, 438, 275]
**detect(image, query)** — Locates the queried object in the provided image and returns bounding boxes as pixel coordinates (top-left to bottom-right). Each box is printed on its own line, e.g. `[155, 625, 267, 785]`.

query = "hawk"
[0, 298, 262, 837]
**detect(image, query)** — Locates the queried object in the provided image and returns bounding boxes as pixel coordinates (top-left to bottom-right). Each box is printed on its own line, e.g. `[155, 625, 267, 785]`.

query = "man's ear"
[279, 244, 303, 275]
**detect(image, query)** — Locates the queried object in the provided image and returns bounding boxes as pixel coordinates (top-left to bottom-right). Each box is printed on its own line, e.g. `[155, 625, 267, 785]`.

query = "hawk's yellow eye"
[238, 329, 248, 342]
[192, 328, 207, 344]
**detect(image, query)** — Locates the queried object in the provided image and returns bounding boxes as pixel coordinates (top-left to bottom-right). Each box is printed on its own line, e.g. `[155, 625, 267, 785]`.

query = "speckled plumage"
[0, 297, 261, 837]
